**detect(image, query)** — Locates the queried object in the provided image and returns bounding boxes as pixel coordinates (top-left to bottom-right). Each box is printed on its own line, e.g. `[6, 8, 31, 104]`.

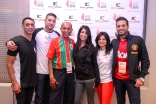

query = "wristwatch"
[140, 77, 145, 82]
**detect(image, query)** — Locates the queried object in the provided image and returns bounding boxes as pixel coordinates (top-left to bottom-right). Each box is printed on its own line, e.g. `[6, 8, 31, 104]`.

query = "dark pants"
[15, 86, 34, 104]
[49, 69, 75, 104]
[74, 79, 95, 104]
[114, 78, 140, 104]
[35, 73, 50, 104]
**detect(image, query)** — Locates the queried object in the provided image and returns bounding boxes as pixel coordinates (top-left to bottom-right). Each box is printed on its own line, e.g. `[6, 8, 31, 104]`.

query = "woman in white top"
[95, 32, 114, 104]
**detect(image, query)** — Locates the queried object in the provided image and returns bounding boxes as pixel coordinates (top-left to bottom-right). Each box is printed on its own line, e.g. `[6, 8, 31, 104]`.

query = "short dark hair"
[22, 17, 35, 25]
[45, 13, 57, 19]
[116, 16, 129, 26]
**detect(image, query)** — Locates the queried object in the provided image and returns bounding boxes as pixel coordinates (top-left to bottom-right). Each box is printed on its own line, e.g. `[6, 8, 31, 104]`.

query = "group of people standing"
[6, 12, 150, 104]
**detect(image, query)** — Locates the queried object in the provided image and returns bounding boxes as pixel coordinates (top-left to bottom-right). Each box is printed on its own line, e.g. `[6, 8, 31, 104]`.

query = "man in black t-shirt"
[6, 17, 37, 104]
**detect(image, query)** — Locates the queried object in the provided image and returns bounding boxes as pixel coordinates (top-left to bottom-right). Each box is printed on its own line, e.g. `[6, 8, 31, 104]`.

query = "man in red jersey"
[47, 22, 75, 104]
[111, 17, 150, 104]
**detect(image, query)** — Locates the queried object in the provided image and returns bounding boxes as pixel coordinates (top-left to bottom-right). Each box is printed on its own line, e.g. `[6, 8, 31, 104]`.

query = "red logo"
[34, 0, 37, 6]
[81, 13, 84, 21]
[113, 13, 116, 21]
[96, 29, 100, 35]
[66, 0, 69, 7]
[97, 0, 100, 8]
[129, 0, 132, 9]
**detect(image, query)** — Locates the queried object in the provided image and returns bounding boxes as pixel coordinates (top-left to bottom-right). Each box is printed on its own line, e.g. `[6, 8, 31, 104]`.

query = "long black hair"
[74, 25, 94, 56]
[95, 32, 112, 55]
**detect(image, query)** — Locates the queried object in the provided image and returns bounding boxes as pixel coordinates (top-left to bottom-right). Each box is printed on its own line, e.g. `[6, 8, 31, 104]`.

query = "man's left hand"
[135, 78, 144, 88]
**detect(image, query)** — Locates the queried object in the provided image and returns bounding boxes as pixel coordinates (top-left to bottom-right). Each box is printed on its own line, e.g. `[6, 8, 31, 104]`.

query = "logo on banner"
[37, 14, 42, 18]
[113, 13, 123, 21]
[80, 1, 94, 9]
[34, 0, 44, 7]
[129, 16, 140, 23]
[111, 2, 125, 9]
[81, 13, 91, 21]
[95, 16, 109, 22]
[66, 0, 75, 8]
[129, 0, 139, 9]
[64, 15, 78, 22]
[96, 29, 100, 35]
[34, 14, 44, 21]
[48, 2, 62, 8]
[97, 0, 107, 8]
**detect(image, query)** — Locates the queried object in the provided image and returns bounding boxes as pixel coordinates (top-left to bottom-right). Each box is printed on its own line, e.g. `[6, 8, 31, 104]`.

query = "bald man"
[47, 22, 75, 104]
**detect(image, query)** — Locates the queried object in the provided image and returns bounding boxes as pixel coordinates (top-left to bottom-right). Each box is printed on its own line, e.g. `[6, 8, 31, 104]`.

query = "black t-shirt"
[7, 35, 37, 88]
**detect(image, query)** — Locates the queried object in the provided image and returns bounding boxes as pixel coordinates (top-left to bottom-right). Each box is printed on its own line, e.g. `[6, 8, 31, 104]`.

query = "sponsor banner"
[30, 0, 145, 39]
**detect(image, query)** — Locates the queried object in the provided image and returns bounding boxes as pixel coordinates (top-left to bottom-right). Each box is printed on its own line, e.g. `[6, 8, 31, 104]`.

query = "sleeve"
[32, 27, 43, 40]
[91, 47, 100, 87]
[139, 38, 150, 78]
[46, 38, 56, 59]
[7, 37, 19, 56]
[54, 30, 61, 36]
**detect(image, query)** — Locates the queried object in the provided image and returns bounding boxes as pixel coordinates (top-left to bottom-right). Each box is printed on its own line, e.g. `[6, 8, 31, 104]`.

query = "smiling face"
[116, 20, 129, 36]
[98, 35, 107, 48]
[44, 15, 56, 32]
[80, 28, 88, 42]
[22, 19, 35, 36]
[60, 22, 73, 39]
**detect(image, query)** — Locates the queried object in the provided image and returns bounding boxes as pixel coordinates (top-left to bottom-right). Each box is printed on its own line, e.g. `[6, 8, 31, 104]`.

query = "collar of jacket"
[117, 31, 132, 41]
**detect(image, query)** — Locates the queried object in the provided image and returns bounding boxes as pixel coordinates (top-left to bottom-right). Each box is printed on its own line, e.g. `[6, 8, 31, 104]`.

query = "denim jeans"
[74, 79, 95, 104]
[35, 73, 50, 104]
[114, 78, 140, 104]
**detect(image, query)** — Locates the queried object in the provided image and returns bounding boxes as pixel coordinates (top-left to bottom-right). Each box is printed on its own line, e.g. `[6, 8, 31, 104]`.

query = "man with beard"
[6, 13, 60, 104]
[111, 17, 150, 104]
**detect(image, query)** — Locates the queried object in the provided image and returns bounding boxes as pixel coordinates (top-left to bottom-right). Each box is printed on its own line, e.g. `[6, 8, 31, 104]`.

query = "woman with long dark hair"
[73, 25, 100, 104]
[95, 32, 114, 104]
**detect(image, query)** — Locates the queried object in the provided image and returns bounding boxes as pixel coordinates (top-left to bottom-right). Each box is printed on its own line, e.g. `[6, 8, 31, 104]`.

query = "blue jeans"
[35, 73, 50, 104]
[114, 78, 140, 104]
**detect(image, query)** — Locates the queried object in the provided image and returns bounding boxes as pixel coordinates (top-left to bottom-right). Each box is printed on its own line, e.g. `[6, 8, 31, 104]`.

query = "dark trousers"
[15, 86, 34, 104]
[114, 78, 140, 104]
[35, 73, 50, 104]
[49, 69, 75, 104]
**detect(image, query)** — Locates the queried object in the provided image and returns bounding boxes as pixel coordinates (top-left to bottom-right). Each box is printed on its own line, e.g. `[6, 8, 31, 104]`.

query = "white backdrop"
[30, 0, 145, 44]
